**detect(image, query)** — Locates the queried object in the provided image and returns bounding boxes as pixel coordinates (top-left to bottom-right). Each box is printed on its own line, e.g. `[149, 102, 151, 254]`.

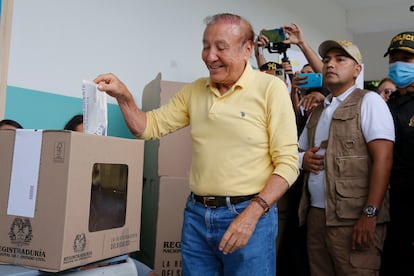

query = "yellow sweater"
[140, 63, 298, 195]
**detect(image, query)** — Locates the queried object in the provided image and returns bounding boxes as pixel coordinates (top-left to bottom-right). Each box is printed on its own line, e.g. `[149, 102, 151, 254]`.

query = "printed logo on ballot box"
[0, 217, 46, 262]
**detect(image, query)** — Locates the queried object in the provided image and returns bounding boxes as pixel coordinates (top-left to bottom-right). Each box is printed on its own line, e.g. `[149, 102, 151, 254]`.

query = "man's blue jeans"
[181, 194, 278, 276]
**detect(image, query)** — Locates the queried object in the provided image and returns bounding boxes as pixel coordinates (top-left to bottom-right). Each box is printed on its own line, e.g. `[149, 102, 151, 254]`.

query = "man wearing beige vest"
[297, 40, 395, 276]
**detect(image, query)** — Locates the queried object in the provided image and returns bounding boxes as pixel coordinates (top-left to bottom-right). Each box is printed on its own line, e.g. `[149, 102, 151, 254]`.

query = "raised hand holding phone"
[296, 73, 323, 88]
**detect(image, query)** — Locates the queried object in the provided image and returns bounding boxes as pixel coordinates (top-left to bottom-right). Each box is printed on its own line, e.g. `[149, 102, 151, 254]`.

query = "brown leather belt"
[193, 193, 257, 208]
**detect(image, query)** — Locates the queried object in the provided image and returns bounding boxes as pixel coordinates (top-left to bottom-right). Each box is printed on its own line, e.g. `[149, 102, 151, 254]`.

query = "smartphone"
[297, 73, 323, 88]
[260, 28, 287, 44]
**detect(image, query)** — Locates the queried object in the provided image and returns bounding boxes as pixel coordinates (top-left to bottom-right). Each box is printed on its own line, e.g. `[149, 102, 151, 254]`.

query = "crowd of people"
[1, 12, 413, 276]
[252, 23, 414, 276]
[259, 24, 413, 276]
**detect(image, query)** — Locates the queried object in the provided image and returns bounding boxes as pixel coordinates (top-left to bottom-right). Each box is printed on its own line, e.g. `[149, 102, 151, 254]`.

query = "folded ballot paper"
[82, 80, 108, 136]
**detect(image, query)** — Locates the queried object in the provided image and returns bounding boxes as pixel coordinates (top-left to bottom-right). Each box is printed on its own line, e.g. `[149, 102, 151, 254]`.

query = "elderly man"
[95, 13, 298, 276]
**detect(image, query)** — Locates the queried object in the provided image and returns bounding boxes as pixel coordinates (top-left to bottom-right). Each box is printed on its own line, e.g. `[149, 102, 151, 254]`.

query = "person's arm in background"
[299, 91, 325, 114]
[283, 23, 323, 73]
[282, 60, 293, 80]
[290, 72, 306, 128]
[254, 32, 269, 69]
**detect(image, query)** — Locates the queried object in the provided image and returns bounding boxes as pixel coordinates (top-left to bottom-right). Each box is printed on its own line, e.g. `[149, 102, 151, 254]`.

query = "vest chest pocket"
[332, 106, 360, 137]
[333, 105, 357, 121]
[335, 155, 370, 177]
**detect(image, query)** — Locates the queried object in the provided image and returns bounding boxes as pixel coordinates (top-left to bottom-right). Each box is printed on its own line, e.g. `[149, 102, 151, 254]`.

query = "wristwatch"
[363, 205, 379, 218]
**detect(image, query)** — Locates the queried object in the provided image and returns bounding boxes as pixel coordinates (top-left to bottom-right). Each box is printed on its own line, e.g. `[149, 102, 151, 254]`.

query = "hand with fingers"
[302, 146, 325, 174]
[298, 91, 325, 113]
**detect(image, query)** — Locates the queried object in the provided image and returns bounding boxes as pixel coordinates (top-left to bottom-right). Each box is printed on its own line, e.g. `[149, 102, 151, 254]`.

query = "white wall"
[7, 0, 350, 107]
[354, 29, 409, 81]
[347, 1, 414, 81]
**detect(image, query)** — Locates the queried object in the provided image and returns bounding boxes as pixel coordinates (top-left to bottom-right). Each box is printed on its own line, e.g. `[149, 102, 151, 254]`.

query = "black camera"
[260, 28, 290, 54]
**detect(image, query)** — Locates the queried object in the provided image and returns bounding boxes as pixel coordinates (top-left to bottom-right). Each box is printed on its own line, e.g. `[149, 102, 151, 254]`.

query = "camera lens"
[410, 5, 414, 12]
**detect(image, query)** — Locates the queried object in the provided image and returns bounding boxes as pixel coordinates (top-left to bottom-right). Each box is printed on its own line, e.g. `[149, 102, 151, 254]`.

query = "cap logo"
[392, 33, 414, 45]
[260, 62, 279, 71]
[338, 40, 362, 63]
[267, 63, 277, 70]
[338, 40, 352, 47]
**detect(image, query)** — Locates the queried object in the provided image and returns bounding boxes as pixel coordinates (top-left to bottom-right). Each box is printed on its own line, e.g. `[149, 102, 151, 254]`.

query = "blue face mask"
[388, 61, 414, 88]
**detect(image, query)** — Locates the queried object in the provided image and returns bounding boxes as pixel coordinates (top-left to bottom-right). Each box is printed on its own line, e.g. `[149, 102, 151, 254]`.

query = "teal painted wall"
[4, 86, 134, 138]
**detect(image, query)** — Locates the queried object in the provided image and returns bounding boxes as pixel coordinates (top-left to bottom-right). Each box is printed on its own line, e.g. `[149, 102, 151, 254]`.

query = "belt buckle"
[203, 196, 217, 208]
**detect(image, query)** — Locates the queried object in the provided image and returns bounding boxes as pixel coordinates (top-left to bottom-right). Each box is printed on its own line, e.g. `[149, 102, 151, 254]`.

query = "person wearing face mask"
[386, 33, 414, 90]
[380, 31, 414, 276]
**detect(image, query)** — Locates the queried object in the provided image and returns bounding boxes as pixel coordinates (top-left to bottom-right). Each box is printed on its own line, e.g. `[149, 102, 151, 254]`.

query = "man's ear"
[354, 64, 362, 78]
[244, 40, 254, 61]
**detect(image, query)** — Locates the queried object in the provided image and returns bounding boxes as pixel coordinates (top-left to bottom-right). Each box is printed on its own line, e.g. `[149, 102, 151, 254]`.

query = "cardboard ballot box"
[152, 176, 189, 275]
[0, 130, 144, 272]
[135, 73, 191, 275]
